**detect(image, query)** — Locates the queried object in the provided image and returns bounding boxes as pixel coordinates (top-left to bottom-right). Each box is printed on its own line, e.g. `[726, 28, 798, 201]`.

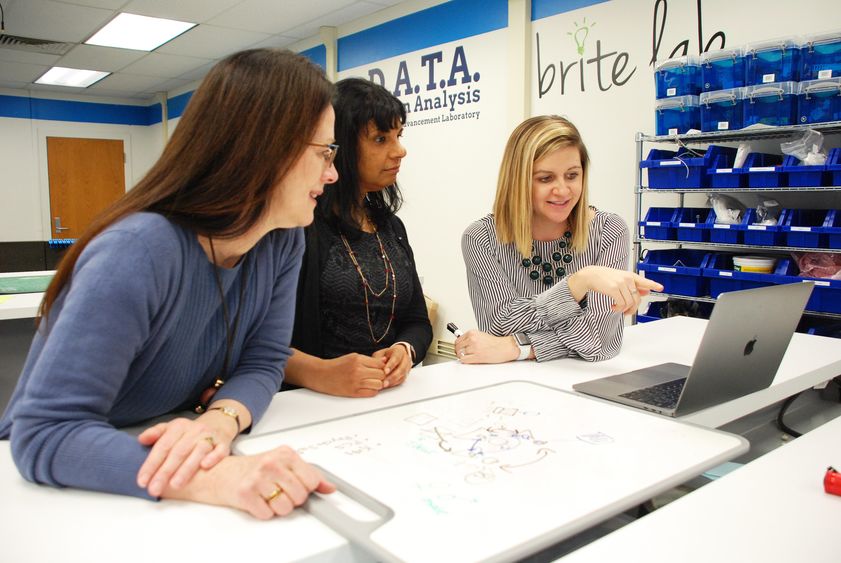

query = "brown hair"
[39, 49, 333, 324]
[493, 115, 591, 257]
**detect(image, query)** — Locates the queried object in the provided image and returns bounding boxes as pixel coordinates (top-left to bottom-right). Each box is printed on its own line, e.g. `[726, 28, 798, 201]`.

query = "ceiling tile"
[207, 0, 357, 34]
[0, 60, 51, 83]
[0, 48, 61, 66]
[88, 72, 169, 92]
[57, 0, 127, 8]
[57, 44, 148, 72]
[142, 77, 192, 94]
[122, 0, 245, 24]
[3, 0, 115, 43]
[246, 35, 299, 51]
[0, 80, 31, 90]
[156, 25, 270, 59]
[176, 61, 216, 82]
[120, 52, 213, 78]
[284, 1, 389, 39]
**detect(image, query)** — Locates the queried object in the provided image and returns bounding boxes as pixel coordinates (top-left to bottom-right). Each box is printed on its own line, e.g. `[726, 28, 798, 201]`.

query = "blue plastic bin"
[736, 208, 788, 246]
[708, 152, 745, 188]
[744, 38, 800, 85]
[801, 31, 841, 80]
[823, 209, 841, 249]
[699, 88, 745, 131]
[828, 148, 841, 186]
[639, 207, 679, 240]
[702, 253, 795, 298]
[780, 209, 828, 248]
[806, 279, 841, 314]
[743, 152, 785, 188]
[654, 96, 700, 136]
[674, 207, 714, 242]
[780, 154, 828, 187]
[638, 249, 711, 297]
[701, 48, 745, 92]
[797, 78, 841, 125]
[706, 208, 744, 244]
[640, 145, 735, 188]
[744, 82, 798, 127]
[655, 56, 701, 98]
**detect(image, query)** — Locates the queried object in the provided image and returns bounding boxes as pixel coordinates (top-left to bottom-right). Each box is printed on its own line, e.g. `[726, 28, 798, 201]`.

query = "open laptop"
[573, 282, 814, 417]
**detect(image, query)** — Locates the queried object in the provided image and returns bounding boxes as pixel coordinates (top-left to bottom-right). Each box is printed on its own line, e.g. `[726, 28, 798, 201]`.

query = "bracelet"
[396, 341, 415, 362]
[208, 406, 241, 433]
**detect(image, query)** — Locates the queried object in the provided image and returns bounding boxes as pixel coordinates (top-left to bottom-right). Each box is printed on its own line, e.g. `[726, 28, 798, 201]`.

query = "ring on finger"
[458, 350, 466, 358]
[263, 483, 284, 503]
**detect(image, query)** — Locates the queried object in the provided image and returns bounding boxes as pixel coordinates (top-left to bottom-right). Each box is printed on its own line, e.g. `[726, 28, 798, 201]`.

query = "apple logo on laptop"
[743, 336, 758, 356]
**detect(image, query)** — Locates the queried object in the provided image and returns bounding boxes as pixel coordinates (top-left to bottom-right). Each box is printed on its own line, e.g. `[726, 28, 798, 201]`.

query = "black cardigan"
[291, 213, 432, 366]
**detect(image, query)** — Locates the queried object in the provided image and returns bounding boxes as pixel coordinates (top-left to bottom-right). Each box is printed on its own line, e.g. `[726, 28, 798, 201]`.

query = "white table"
[559, 411, 841, 563]
[1, 316, 839, 562]
[0, 271, 51, 321]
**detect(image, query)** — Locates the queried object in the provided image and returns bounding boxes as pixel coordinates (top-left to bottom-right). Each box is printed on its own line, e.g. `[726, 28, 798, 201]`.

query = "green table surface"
[0, 275, 53, 294]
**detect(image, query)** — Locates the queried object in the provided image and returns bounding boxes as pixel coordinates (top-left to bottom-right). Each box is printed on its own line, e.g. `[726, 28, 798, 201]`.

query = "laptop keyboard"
[620, 378, 687, 409]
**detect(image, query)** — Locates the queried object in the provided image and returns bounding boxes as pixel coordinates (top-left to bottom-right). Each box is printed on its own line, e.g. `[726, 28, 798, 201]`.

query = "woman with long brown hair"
[0, 49, 338, 519]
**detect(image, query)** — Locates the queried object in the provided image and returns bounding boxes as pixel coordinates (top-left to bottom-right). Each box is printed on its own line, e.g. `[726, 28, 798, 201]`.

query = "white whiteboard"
[237, 382, 746, 562]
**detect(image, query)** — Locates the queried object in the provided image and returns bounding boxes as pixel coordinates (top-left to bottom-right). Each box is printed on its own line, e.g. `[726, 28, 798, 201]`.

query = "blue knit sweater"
[0, 212, 303, 499]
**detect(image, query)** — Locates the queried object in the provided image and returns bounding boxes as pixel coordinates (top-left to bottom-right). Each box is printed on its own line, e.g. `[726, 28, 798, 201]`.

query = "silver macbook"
[573, 283, 814, 417]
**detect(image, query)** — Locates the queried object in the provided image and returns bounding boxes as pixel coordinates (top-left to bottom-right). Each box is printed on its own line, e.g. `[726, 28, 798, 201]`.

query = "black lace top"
[319, 223, 414, 358]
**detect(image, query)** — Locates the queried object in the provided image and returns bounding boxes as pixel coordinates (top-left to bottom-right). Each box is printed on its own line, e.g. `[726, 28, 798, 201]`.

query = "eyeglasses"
[308, 142, 339, 167]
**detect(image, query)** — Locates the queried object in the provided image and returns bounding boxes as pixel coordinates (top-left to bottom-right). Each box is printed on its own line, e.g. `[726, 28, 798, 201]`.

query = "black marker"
[446, 322, 463, 338]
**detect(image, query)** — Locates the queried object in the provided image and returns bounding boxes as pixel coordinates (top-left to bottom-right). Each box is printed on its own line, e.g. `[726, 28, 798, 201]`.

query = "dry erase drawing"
[576, 432, 615, 445]
[296, 434, 380, 456]
[405, 413, 437, 426]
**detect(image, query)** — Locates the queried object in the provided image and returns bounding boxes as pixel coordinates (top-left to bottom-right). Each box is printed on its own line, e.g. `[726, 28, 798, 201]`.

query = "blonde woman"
[458, 115, 661, 364]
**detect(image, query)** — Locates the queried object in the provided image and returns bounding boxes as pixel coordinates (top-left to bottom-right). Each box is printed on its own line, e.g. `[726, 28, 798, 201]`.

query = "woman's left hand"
[372, 343, 412, 389]
[455, 330, 520, 364]
[136, 412, 238, 496]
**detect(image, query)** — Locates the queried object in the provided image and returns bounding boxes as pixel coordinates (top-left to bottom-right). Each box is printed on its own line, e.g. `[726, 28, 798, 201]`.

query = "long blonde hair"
[493, 115, 590, 257]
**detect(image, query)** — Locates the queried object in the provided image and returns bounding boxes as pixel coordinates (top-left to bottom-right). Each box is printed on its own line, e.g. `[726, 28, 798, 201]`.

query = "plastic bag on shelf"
[792, 252, 841, 279]
[755, 198, 781, 225]
[733, 142, 752, 169]
[780, 129, 827, 165]
[708, 193, 744, 224]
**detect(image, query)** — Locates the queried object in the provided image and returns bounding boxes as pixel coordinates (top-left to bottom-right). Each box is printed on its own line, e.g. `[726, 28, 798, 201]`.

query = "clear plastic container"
[654, 95, 700, 135]
[655, 55, 701, 98]
[743, 81, 798, 127]
[801, 30, 841, 80]
[744, 38, 800, 85]
[701, 48, 745, 91]
[797, 78, 841, 124]
[699, 88, 745, 132]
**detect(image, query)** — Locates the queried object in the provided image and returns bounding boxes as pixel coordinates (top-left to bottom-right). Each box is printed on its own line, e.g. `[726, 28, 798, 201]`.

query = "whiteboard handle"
[305, 465, 399, 563]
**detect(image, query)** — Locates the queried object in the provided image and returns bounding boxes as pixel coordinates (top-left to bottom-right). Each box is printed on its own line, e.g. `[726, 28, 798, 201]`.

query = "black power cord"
[776, 392, 803, 438]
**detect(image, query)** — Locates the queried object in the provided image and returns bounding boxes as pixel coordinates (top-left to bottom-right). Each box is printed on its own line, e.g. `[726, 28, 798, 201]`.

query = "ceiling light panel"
[35, 66, 111, 88]
[85, 13, 196, 51]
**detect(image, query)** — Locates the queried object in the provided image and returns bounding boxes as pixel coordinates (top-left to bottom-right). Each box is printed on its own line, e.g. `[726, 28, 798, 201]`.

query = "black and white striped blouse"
[461, 208, 630, 362]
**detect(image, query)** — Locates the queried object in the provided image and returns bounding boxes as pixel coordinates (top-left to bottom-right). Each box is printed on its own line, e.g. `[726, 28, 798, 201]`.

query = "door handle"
[54, 216, 70, 232]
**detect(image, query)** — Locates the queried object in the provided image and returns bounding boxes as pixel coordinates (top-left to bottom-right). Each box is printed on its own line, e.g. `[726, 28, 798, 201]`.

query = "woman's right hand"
[567, 266, 663, 315]
[317, 353, 388, 398]
[163, 446, 335, 520]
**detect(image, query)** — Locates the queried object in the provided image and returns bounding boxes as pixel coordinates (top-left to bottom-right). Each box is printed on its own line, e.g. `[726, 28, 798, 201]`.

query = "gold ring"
[203, 436, 215, 447]
[264, 484, 283, 503]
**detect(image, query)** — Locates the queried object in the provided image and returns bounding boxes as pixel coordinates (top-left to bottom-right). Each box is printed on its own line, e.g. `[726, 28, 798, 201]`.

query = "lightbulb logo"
[567, 18, 596, 56]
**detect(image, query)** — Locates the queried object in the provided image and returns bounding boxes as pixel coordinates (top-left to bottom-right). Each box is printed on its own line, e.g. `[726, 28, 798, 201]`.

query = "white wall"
[0, 90, 166, 241]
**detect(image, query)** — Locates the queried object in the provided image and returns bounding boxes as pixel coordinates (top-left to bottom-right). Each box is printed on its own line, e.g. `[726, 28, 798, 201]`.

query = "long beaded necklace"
[521, 230, 573, 286]
[340, 227, 398, 344]
[194, 237, 249, 414]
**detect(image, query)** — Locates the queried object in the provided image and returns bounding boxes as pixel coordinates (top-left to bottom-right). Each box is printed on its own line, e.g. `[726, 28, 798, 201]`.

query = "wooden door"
[46, 137, 126, 239]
